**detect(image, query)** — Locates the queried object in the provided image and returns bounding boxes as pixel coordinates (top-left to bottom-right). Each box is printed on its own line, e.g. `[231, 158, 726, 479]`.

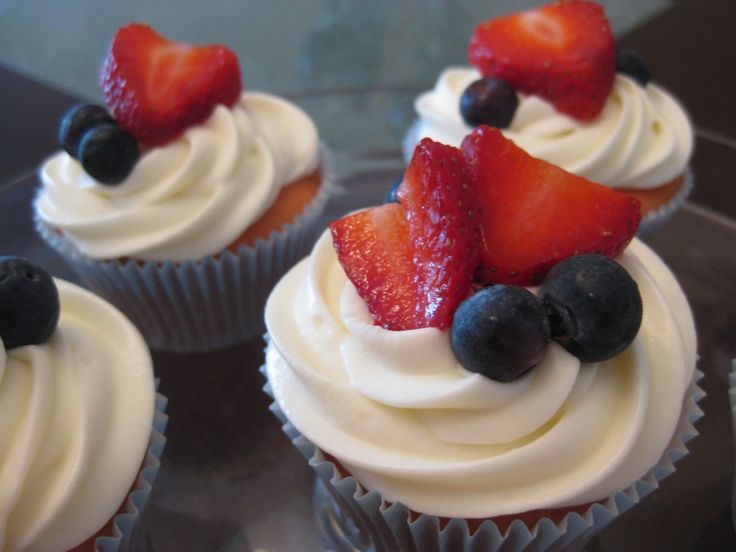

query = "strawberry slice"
[330, 204, 416, 329]
[398, 139, 480, 325]
[330, 139, 478, 331]
[100, 23, 242, 146]
[461, 126, 641, 286]
[468, 0, 615, 121]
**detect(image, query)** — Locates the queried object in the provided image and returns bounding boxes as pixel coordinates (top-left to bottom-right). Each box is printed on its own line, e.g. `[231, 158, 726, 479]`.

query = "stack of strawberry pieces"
[330, 140, 479, 330]
[330, 127, 641, 331]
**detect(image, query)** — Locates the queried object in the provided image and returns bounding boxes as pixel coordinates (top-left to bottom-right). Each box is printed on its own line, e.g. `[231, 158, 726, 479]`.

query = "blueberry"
[615, 48, 650, 87]
[58, 104, 115, 159]
[540, 254, 642, 363]
[385, 174, 404, 203]
[78, 124, 140, 184]
[451, 285, 550, 382]
[0, 257, 60, 350]
[460, 77, 518, 128]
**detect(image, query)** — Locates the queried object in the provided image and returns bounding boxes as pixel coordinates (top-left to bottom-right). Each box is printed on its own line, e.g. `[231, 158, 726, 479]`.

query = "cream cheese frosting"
[265, 230, 697, 518]
[411, 68, 693, 189]
[36, 92, 320, 262]
[0, 279, 154, 551]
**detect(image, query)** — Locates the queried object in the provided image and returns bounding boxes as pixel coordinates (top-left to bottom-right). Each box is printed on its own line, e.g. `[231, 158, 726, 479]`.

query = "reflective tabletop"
[1, 1, 735, 550]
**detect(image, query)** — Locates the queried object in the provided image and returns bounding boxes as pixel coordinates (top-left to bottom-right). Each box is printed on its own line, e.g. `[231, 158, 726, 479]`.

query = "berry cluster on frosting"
[330, 127, 643, 382]
[0, 257, 59, 349]
[58, 23, 242, 184]
[461, 0, 651, 130]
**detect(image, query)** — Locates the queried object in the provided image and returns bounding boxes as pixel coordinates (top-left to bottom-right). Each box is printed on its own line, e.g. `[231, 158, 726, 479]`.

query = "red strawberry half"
[330, 139, 478, 331]
[468, 0, 615, 121]
[461, 126, 640, 286]
[329, 204, 415, 330]
[100, 23, 242, 147]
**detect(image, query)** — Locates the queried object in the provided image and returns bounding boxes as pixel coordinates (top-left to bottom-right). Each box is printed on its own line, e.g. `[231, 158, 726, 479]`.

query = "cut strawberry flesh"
[461, 126, 641, 286]
[100, 23, 242, 147]
[330, 139, 478, 331]
[468, 0, 615, 121]
[331, 205, 417, 330]
[399, 139, 480, 326]
[331, 129, 641, 330]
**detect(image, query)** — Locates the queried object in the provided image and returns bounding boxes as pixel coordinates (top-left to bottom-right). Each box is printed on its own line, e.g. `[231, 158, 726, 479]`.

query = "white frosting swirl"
[412, 68, 693, 189]
[265, 231, 697, 518]
[36, 93, 320, 262]
[0, 280, 154, 551]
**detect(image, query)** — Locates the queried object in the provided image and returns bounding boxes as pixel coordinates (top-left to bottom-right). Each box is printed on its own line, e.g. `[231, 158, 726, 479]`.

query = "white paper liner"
[730, 360, 736, 532]
[96, 385, 168, 552]
[728, 358, 736, 420]
[730, 360, 736, 423]
[263, 363, 704, 552]
[36, 150, 334, 353]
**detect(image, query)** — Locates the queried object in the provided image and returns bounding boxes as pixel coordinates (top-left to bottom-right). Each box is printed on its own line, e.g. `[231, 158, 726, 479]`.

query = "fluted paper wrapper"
[404, 120, 694, 238]
[730, 360, 736, 531]
[36, 153, 333, 352]
[97, 388, 168, 552]
[263, 365, 703, 552]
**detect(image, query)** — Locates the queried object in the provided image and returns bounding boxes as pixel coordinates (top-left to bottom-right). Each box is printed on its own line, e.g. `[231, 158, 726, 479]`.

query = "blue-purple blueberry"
[540, 254, 642, 363]
[451, 285, 550, 382]
[460, 77, 518, 128]
[0, 257, 60, 350]
[78, 124, 140, 185]
[385, 174, 404, 203]
[58, 104, 115, 158]
[615, 48, 650, 86]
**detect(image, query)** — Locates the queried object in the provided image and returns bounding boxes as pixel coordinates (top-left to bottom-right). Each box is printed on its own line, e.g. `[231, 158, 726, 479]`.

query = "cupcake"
[405, 0, 693, 235]
[264, 130, 701, 550]
[0, 257, 166, 552]
[35, 23, 331, 352]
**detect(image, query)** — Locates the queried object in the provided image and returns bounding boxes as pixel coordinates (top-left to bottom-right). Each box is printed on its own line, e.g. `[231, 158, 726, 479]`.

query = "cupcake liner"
[729, 359, 736, 427]
[730, 360, 736, 531]
[263, 362, 704, 552]
[36, 149, 334, 352]
[96, 384, 168, 552]
[637, 167, 695, 237]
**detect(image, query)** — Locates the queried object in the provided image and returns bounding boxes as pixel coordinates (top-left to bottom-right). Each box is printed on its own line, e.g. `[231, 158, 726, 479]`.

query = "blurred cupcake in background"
[405, 0, 694, 235]
[0, 257, 166, 551]
[36, 23, 332, 352]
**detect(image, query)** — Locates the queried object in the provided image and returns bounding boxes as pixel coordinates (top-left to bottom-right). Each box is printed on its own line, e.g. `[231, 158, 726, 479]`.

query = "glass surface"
[1, 0, 735, 550]
[0, 0, 668, 156]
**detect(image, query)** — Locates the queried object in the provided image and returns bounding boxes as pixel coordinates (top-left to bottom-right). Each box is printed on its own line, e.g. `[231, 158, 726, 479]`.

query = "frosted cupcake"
[405, 0, 693, 234]
[0, 257, 166, 552]
[36, 23, 331, 352]
[264, 131, 701, 550]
